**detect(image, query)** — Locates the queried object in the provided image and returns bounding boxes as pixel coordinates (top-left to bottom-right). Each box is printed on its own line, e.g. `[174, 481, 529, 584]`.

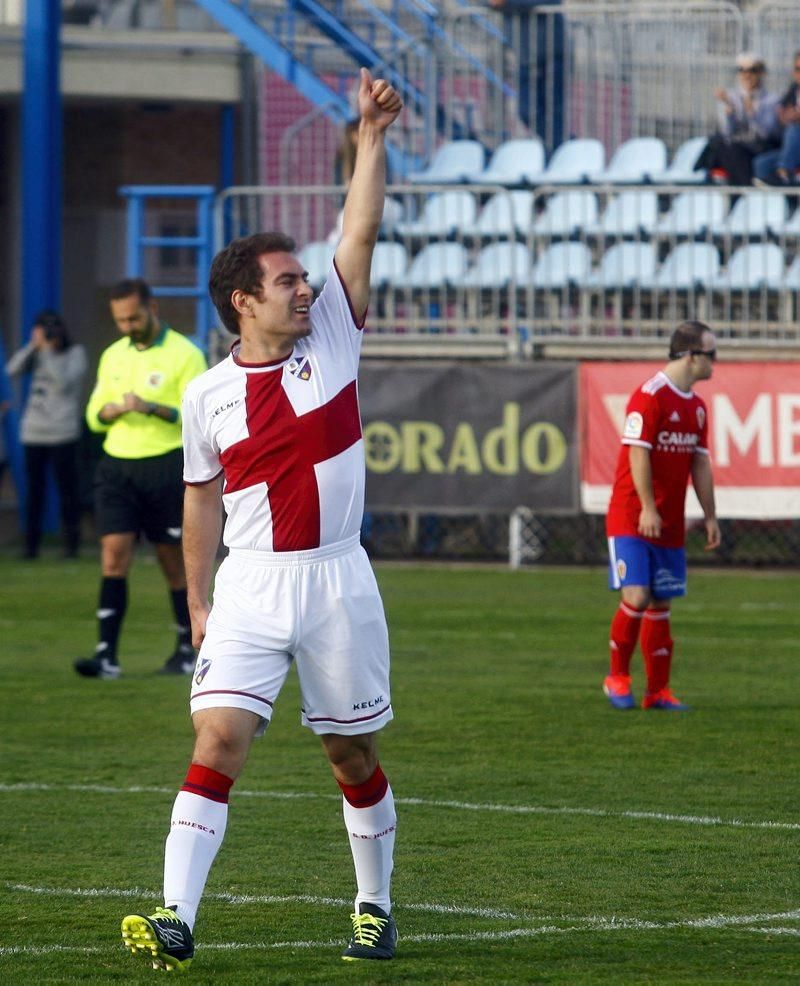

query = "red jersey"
[606, 370, 709, 547]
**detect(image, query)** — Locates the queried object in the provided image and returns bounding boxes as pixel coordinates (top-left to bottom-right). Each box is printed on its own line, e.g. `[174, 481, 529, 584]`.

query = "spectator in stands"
[6, 311, 87, 559]
[753, 50, 800, 186]
[695, 51, 781, 185]
[488, 0, 565, 148]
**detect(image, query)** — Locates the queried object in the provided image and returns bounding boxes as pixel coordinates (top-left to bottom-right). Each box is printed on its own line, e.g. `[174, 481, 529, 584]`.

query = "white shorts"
[190, 534, 392, 736]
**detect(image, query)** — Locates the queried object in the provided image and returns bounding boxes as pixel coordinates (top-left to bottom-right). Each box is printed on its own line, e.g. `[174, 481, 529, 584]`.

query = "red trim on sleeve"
[332, 257, 368, 331]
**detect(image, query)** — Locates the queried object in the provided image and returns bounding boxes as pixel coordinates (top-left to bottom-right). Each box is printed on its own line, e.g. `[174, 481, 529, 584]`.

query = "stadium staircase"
[192, 0, 507, 176]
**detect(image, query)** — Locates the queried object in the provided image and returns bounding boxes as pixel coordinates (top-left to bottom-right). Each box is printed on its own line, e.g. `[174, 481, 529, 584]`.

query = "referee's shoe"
[160, 643, 196, 675]
[74, 653, 121, 679]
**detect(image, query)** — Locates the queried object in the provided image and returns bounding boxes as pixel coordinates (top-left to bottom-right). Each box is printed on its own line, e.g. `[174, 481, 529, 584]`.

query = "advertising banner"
[581, 362, 800, 519]
[359, 362, 579, 511]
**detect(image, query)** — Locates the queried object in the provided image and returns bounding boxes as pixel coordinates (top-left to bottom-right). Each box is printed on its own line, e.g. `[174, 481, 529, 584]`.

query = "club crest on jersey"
[696, 407, 706, 429]
[195, 658, 212, 685]
[147, 371, 164, 389]
[287, 357, 312, 381]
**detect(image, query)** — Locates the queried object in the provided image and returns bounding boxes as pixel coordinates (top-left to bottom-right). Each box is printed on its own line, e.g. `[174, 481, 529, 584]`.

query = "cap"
[735, 51, 764, 71]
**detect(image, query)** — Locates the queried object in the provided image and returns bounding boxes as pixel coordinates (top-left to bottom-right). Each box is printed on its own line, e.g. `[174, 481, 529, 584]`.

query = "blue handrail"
[119, 185, 217, 352]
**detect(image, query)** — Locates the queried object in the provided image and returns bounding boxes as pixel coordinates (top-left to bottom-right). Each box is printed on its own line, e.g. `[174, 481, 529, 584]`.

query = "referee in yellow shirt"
[75, 278, 207, 679]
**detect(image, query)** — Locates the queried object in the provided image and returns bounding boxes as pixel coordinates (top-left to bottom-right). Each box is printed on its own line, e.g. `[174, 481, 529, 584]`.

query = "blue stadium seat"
[591, 137, 668, 184]
[396, 242, 469, 290]
[711, 243, 787, 290]
[297, 240, 336, 289]
[468, 139, 546, 186]
[587, 242, 658, 289]
[370, 242, 409, 287]
[531, 241, 592, 288]
[584, 191, 659, 237]
[648, 137, 708, 185]
[460, 242, 532, 289]
[474, 191, 536, 238]
[395, 191, 478, 238]
[524, 138, 605, 185]
[642, 242, 721, 291]
[653, 190, 728, 238]
[709, 192, 787, 238]
[531, 190, 599, 238]
[407, 140, 486, 184]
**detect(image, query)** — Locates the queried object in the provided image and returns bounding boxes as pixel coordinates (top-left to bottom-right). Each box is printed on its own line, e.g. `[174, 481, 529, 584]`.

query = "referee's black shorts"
[94, 448, 185, 544]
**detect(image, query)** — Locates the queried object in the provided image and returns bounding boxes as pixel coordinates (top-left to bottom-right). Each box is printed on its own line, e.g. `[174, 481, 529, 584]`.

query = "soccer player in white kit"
[121, 68, 403, 971]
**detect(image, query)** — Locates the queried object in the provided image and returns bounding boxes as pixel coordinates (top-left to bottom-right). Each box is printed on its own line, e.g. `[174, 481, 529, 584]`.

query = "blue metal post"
[22, 0, 62, 336]
[21, 0, 62, 536]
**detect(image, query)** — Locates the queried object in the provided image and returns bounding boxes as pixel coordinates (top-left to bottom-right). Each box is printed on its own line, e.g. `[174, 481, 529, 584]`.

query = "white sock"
[163, 790, 228, 931]
[342, 784, 396, 915]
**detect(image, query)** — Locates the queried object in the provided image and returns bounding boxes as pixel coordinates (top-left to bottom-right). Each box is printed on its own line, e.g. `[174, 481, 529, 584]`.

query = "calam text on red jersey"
[656, 431, 700, 451]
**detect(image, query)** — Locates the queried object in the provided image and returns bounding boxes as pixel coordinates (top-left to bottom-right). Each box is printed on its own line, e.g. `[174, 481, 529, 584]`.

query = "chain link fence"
[364, 510, 800, 568]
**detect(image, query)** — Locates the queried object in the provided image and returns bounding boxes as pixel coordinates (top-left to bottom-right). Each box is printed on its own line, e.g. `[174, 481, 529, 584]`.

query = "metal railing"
[213, 181, 800, 348]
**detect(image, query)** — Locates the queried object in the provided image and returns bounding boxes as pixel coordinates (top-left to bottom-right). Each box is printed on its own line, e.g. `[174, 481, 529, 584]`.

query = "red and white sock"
[163, 764, 233, 931]
[609, 601, 645, 677]
[338, 763, 396, 915]
[641, 609, 673, 694]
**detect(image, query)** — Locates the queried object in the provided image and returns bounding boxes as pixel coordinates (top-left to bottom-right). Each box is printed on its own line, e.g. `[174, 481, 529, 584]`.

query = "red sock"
[180, 764, 234, 804]
[609, 601, 645, 676]
[641, 609, 673, 694]
[337, 763, 389, 808]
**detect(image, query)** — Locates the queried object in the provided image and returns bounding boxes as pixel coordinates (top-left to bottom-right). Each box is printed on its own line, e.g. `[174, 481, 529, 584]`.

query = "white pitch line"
[7, 884, 521, 921]
[3, 910, 799, 958]
[747, 927, 800, 936]
[1, 781, 797, 833]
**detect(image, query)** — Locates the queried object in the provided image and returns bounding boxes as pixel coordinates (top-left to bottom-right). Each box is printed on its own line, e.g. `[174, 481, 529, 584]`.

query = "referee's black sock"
[96, 577, 127, 664]
[171, 588, 193, 655]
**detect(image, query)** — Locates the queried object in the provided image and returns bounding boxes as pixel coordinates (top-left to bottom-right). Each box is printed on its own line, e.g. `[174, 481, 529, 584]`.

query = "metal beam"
[192, 0, 350, 124]
[22, 0, 62, 338]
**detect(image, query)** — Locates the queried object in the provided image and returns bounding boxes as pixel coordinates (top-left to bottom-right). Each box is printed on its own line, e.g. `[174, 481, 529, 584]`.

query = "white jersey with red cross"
[181, 264, 366, 552]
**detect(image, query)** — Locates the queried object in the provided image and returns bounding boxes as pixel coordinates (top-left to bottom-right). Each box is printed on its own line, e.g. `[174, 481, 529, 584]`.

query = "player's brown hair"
[209, 232, 297, 336]
[668, 320, 710, 360]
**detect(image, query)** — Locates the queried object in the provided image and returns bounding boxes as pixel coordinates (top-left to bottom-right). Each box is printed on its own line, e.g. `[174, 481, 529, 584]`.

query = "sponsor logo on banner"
[580, 362, 800, 519]
[359, 363, 578, 511]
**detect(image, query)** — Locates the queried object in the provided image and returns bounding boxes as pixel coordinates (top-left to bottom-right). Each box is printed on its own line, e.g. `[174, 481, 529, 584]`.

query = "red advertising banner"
[580, 362, 800, 519]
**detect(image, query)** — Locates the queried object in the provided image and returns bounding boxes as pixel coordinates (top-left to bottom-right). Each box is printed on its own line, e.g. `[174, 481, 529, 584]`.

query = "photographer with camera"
[6, 310, 88, 559]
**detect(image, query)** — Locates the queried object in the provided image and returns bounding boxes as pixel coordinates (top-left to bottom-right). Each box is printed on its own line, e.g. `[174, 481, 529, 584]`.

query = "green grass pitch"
[0, 553, 798, 982]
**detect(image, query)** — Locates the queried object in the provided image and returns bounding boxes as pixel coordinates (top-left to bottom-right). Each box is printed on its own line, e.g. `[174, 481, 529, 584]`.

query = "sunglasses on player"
[671, 348, 717, 361]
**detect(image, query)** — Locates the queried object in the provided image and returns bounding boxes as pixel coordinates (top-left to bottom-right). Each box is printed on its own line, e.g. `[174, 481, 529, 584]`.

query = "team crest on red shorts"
[287, 357, 312, 381]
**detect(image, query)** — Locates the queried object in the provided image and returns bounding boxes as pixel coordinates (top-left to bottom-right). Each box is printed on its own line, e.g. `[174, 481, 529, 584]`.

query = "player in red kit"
[120, 70, 403, 971]
[603, 320, 721, 711]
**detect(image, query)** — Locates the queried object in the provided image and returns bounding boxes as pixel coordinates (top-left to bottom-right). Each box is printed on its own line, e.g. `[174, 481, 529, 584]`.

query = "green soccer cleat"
[121, 906, 194, 972]
[341, 902, 397, 961]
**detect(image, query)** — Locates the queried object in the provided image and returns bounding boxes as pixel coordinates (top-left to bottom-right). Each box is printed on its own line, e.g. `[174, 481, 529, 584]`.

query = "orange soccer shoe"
[642, 688, 690, 711]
